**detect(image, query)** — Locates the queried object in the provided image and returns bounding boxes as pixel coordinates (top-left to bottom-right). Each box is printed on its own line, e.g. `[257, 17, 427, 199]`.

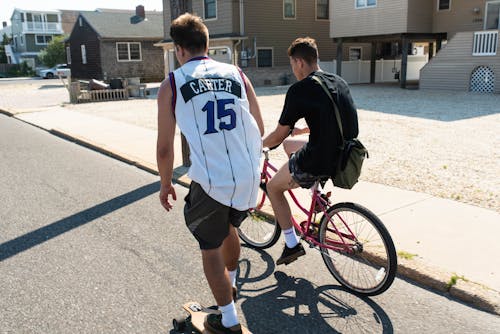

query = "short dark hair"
[287, 37, 318, 65]
[170, 13, 209, 54]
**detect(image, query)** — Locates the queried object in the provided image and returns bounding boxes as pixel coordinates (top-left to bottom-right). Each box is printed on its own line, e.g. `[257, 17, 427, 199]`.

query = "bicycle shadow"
[237, 246, 393, 334]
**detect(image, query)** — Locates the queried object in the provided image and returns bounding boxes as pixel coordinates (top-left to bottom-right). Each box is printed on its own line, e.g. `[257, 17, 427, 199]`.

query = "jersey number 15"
[202, 99, 236, 134]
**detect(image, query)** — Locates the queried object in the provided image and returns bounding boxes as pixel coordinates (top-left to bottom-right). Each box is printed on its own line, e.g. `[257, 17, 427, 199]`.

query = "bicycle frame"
[258, 150, 359, 253]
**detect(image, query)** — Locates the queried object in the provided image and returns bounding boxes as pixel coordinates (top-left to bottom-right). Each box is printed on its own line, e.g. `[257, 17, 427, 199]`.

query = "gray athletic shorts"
[289, 153, 328, 189]
[184, 181, 247, 250]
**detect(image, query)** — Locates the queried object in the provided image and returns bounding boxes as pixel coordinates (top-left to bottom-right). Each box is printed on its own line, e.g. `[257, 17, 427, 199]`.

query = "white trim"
[66, 46, 71, 64]
[81, 44, 87, 64]
[203, 0, 218, 21]
[349, 46, 363, 60]
[437, 0, 451, 11]
[116, 42, 142, 62]
[34, 34, 52, 45]
[283, 0, 296, 20]
[315, 0, 330, 20]
[355, 0, 377, 9]
[256, 47, 273, 67]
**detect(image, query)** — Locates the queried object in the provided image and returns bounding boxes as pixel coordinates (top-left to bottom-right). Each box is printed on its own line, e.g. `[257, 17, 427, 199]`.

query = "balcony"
[23, 21, 62, 33]
[472, 30, 498, 56]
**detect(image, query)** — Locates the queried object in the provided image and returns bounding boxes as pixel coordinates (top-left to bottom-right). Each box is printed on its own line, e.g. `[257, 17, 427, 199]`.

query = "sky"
[1, 0, 164, 26]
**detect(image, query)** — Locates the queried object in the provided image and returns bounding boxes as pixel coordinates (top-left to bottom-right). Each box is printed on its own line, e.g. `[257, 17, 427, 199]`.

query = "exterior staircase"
[420, 30, 499, 93]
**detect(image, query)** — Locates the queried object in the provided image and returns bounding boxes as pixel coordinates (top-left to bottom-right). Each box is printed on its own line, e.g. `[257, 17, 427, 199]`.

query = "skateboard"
[173, 301, 251, 333]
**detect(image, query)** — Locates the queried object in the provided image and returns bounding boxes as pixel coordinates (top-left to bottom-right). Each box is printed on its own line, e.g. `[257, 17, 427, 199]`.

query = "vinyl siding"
[420, 31, 500, 93]
[331, 0, 408, 37]
[192, 0, 235, 35]
[244, 0, 335, 66]
[162, 0, 235, 37]
[407, 0, 433, 32]
[433, 0, 486, 36]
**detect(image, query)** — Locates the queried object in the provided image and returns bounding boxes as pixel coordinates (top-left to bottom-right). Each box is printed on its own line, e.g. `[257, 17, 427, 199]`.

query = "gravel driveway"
[3, 79, 499, 212]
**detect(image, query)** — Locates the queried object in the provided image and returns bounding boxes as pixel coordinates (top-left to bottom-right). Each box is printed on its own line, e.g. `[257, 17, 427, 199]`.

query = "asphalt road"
[1, 114, 499, 334]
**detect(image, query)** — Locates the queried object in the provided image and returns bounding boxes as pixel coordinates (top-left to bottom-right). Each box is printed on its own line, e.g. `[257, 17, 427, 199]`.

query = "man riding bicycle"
[263, 37, 359, 265]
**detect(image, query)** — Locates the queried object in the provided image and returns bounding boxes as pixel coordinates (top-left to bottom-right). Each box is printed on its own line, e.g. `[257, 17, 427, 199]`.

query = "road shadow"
[237, 246, 393, 334]
[0, 181, 160, 262]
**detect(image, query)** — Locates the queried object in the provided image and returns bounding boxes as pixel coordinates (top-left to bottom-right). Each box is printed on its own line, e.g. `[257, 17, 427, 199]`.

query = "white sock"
[283, 227, 299, 248]
[219, 301, 239, 328]
[228, 269, 237, 288]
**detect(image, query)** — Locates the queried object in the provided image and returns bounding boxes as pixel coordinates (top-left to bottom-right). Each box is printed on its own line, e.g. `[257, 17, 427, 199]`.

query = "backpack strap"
[311, 75, 345, 142]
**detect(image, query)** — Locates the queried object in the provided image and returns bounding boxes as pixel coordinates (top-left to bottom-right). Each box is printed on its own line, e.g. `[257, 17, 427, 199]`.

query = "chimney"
[2, 22, 6, 28]
[136, 5, 145, 19]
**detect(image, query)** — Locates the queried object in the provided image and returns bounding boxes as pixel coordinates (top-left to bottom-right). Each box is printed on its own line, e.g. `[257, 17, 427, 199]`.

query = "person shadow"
[237, 246, 394, 334]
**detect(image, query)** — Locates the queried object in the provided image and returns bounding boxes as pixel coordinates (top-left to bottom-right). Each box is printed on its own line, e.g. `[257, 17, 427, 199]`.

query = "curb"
[0, 108, 14, 117]
[9, 121, 500, 316]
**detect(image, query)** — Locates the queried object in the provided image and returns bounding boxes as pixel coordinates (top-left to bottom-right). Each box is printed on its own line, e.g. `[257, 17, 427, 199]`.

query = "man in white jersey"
[156, 13, 264, 334]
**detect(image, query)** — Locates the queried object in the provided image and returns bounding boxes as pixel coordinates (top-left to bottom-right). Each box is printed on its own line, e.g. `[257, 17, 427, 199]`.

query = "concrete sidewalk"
[1, 103, 499, 315]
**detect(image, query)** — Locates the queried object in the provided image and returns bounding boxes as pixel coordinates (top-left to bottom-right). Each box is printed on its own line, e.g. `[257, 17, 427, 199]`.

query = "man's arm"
[263, 123, 291, 149]
[156, 78, 177, 211]
[243, 73, 264, 136]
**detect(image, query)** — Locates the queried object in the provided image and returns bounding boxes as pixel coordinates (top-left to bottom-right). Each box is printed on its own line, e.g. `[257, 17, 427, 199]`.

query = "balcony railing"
[23, 21, 62, 33]
[472, 30, 498, 56]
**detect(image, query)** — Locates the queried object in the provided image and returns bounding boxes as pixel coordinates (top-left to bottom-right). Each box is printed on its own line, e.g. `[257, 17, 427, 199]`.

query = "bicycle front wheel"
[319, 202, 397, 296]
[238, 209, 281, 249]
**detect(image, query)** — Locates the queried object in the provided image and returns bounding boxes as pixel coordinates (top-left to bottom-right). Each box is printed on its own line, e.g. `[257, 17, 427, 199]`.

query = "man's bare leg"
[201, 248, 232, 306]
[266, 162, 298, 231]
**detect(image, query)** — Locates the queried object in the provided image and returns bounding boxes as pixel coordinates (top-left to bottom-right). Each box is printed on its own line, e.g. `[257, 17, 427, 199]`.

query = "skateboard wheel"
[173, 317, 187, 332]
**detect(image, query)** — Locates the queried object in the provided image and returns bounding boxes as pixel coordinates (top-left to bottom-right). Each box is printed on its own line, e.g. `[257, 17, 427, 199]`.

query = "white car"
[39, 64, 71, 79]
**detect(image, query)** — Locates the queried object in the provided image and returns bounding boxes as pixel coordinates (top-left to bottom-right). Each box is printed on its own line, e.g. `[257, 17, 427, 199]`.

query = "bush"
[7, 62, 35, 77]
[38, 35, 66, 68]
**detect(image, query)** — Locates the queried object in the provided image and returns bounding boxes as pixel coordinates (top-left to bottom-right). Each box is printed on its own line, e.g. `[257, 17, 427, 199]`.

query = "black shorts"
[184, 181, 247, 250]
[289, 153, 328, 188]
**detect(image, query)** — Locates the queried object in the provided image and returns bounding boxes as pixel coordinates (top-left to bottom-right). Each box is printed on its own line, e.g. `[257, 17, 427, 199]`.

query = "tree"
[38, 35, 66, 67]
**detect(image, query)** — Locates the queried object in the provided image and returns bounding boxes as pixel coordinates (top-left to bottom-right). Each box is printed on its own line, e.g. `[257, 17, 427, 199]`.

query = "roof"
[79, 10, 163, 39]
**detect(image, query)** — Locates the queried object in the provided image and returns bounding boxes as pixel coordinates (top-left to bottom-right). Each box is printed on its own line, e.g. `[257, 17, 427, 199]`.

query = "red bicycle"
[238, 148, 397, 296]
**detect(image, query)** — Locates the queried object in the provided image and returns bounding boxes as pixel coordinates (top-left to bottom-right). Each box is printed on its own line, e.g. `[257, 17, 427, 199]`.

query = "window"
[485, 1, 500, 30]
[116, 42, 142, 61]
[284, 0, 296, 19]
[355, 0, 377, 9]
[349, 47, 362, 60]
[81, 45, 87, 64]
[257, 48, 273, 67]
[437, 0, 450, 11]
[66, 46, 71, 64]
[35, 35, 52, 45]
[204, 0, 217, 20]
[20, 35, 24, 45]
[317, 0, 329, 19]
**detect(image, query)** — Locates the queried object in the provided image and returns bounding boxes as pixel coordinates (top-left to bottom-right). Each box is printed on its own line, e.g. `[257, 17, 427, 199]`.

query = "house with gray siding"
[67, 6, 164, 82]
[330, 0, 499, 93]
[8, 8, 65, 68]
[157, 0, 336, 86]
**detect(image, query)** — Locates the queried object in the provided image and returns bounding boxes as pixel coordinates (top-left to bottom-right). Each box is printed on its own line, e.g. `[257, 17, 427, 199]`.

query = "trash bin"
[109, 78, 123, 89]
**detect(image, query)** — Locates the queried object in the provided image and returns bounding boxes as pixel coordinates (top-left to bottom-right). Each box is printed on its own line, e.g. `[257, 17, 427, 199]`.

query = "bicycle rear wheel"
[319, 202, 397, 296]
[238, 185, 281, 249]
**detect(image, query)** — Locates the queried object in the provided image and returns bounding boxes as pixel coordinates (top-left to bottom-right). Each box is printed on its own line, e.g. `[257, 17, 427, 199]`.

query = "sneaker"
[204, 313, 242, 334]
[276, 243, 305, 265]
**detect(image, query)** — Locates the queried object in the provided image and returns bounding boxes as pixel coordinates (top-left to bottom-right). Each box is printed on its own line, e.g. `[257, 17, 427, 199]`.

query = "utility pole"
[170, 0, 192, 167]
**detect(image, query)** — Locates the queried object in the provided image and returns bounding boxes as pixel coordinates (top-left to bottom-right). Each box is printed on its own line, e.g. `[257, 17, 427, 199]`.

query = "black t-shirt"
[279, 71, 359, 176]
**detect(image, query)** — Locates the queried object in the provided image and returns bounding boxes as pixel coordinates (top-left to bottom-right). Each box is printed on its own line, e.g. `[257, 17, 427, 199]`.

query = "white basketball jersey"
[170, 57, 262, 210]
